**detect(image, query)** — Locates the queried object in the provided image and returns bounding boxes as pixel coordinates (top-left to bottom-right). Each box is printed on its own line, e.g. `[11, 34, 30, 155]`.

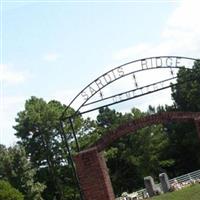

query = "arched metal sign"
[59, 56, 199, 200]
[61, 56, 198, 119]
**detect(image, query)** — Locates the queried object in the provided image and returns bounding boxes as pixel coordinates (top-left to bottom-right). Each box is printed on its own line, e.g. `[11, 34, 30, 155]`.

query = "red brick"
[74, 112, 200, 200]
[74, 147, 115, 200]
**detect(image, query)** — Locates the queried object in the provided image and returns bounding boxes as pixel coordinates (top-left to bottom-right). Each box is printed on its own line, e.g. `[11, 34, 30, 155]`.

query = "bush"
[0, 180, 24, 200]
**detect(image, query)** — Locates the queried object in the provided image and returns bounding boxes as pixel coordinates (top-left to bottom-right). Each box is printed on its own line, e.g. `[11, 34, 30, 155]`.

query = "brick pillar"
[74, 147, 115, 200]
[195, 119, 200, 140]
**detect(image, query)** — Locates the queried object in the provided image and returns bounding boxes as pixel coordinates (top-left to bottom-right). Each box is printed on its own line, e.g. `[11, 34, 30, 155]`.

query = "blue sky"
[1, 0, 200, 146]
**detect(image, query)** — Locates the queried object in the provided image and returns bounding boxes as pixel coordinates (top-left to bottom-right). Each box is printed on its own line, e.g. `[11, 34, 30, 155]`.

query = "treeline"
[0, 61, 200, 199]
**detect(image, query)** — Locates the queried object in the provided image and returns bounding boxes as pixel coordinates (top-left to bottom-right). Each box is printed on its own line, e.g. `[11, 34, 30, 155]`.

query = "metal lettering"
[145, 85, 149, 92]
[176, 58, 181, 67]
[126, 91, 131, 98]
[166, 57, 173, 67]
[78, 56, 194, 110]
[141, 59, 148, 69]
[89, 86, 96, 95]
[153, 84, 158, 90]
[150, 58, 154, 68]
[95, 78, 104, 89]
[117, 67, 125, 77]
[118, 94, 123, 100]
[103, 72, 112, 84]
[156, 58, 162, 67]
[81, 91, 89, 101]
[111, 69, 117, 79]
[112, 96, 118, 103]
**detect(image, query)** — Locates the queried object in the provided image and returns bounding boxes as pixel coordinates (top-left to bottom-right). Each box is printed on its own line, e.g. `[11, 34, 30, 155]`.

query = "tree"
[7, 146, 45, 200]
[166, 60, 200, 175]
[0, 145, 45, 200]
[0, 180, 24, 200]
[0, 145, 7, 177]
[172, 60, 200, 111]
[93, 107, 171, 196]
[13, 96, 86, 200]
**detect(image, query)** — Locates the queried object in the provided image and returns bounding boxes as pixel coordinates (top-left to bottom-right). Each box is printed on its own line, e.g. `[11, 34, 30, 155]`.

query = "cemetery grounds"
[151, 184, 200, 200]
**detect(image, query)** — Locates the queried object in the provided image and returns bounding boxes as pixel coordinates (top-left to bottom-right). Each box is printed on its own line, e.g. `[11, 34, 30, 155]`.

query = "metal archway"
[59, 56, 199, 200]
[61, 56, 198, 119]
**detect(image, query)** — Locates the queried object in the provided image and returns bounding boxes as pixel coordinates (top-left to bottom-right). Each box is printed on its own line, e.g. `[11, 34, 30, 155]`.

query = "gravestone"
[144, 176, 156, 197]
[159, 173, 170, 193]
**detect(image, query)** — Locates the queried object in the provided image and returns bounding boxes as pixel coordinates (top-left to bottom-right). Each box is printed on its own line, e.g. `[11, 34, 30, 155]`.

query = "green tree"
[0, 180, 24, 200]
[0, 145, 45, 200]
[0, 145, 7, 177]
[93, 107, 171, 196]
[172, 60, 200, 111]
[13, 96, 85, 200]
[166, 60, 200, 175]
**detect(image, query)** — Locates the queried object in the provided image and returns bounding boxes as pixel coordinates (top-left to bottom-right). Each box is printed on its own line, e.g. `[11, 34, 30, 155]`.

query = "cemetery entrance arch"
[74, 112, 200, 200]
[59, 56, 199, 200]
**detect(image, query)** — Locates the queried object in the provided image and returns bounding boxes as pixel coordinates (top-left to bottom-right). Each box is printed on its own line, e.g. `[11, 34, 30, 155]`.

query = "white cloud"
[0, 95, 27, 146]
[0, 64, 26, 84]
[113, 43, 152, 61]
[165, 0, 200, 30]
[113, 0, 200, 61]
[110, 0, 200, 112]
[0, 64, 28, 146]
[47, 89, 78, 105]
[43, 53, 60, 62]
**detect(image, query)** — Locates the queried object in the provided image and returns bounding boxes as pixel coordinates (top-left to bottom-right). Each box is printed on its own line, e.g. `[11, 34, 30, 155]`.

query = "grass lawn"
[151, 184, 200, 200]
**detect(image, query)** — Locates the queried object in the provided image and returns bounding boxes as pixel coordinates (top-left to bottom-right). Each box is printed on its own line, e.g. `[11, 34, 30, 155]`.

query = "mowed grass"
[151, 184, 200, 200]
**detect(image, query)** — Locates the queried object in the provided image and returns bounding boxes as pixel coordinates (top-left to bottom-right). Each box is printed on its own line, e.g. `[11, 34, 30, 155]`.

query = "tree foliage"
[0, 145, 45, 200]
[166, 60, 200, 175]
[172, 60, 200, 111]
[13, 96, 85, 200]
[0, 180, 24, 200]
[94, 107, 172, 196]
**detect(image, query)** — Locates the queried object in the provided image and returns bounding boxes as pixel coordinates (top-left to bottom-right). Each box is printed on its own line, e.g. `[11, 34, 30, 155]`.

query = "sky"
[0, 0, 200, 146]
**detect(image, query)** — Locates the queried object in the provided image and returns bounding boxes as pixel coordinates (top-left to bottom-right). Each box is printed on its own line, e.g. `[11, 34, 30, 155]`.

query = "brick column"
[74, 147, 115, 200]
